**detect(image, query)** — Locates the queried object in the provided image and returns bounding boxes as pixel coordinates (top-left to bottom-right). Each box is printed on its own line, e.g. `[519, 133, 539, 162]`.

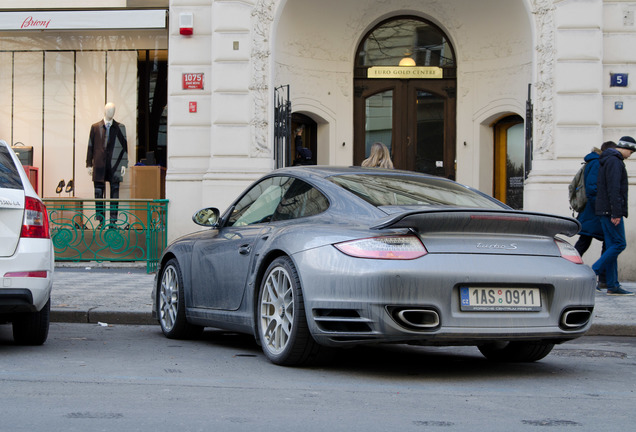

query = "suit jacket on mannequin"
[86, 119, 128, 183]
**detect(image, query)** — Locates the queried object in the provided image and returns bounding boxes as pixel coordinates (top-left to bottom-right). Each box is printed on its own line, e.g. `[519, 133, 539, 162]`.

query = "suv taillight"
[21, 196, 50, 239]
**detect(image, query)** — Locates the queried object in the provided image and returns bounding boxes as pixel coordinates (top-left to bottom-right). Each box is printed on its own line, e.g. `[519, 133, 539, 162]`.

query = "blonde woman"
[361, 142, 394, 169]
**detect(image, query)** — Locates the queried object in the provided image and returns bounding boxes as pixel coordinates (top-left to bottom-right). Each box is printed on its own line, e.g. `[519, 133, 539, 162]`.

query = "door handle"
[238, 244, 251, 255]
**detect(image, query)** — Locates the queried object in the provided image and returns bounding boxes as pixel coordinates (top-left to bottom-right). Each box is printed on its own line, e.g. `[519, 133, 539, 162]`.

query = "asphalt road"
[1, 323, 635, 431]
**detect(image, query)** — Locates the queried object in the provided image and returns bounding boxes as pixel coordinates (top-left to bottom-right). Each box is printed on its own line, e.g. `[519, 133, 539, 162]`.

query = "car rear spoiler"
[371, 209, 581, 237]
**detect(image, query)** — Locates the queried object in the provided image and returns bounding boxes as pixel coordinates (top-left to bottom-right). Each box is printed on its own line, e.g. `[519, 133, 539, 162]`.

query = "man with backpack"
[592, 136, 636, 295]
[572, 146, 604, 257]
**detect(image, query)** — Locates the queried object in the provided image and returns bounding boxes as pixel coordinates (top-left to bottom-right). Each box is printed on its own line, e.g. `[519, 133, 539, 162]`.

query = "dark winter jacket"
[578, 151, 603, 238]
[86, 119, 128, 183]
[596, 148, 629, 218]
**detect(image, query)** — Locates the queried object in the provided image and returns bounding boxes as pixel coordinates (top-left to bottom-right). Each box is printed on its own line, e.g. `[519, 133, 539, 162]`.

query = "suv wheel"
[13, 298, 50, 345]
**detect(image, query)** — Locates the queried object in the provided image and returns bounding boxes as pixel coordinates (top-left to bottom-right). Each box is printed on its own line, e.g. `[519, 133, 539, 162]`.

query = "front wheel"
[478, 341, 555, 362]
[157, 258, 203, 339]
[257, 256, 321, 366]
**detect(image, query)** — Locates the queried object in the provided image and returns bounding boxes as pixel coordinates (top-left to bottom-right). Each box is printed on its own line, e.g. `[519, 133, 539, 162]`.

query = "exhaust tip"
[560, 307, 593, 329]
[389, 307, 440, 331]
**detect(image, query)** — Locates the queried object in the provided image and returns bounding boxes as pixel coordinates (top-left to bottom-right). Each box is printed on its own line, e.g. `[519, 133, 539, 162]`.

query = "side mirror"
[192, 207, 220, 227]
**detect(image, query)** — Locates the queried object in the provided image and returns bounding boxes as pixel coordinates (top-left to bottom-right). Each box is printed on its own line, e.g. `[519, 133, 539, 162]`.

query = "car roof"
[273, 165, 453, 181]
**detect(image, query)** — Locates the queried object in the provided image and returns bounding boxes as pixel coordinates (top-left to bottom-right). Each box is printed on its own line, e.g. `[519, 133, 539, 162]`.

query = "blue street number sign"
[610, 73, 628, 87]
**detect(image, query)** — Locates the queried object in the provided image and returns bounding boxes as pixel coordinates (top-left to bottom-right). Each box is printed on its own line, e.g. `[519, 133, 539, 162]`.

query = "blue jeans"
[592, 216, 626, 289]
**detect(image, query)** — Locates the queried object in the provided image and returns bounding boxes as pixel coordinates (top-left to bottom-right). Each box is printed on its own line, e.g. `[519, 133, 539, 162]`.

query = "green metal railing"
[44, 198, 169, 273]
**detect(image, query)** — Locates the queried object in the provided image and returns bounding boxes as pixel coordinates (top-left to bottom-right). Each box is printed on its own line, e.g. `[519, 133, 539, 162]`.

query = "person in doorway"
[86, 102, 128, 228]
[362, 142, 393, 169]
[293, 126, 313, 166]
[592, 136, 636, 295]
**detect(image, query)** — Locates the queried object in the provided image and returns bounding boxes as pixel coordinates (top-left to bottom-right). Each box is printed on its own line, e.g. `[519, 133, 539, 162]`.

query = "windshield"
[329, 174, 504, 209]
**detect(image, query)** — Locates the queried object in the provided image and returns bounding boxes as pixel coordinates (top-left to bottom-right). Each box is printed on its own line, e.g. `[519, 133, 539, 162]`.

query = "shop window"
[137, 50, 168, 167]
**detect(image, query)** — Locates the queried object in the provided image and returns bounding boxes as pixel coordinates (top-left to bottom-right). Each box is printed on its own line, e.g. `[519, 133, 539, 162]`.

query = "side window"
[227, 176, 294, 227]
[272, 179, 329, 221]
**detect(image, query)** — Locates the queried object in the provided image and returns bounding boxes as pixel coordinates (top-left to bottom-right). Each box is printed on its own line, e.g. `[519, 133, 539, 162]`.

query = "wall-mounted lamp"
[179, 13, 193, 36]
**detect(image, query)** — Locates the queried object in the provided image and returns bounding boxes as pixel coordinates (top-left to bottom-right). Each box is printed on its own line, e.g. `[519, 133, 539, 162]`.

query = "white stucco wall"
[274, 0, 533, 193]
[167, 0, 535, 241]
[526, 0, 636, 279]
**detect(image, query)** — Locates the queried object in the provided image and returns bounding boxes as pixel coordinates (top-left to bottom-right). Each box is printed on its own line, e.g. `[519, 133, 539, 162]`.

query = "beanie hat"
[617, 136, 636, 151]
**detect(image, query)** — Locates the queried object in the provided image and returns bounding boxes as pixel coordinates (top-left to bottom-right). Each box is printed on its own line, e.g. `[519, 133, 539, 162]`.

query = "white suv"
[0, 139, 53, 345]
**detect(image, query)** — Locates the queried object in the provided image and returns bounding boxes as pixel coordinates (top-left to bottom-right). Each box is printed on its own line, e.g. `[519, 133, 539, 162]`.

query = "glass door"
[494, 116, 524, 209]
[354, 16, 457, 178]
[354, 79, 455, 178]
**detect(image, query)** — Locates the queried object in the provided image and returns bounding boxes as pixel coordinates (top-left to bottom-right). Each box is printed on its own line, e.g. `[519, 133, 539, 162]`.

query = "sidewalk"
[50, 264, 636, 337]
[51, 264, 156, 326]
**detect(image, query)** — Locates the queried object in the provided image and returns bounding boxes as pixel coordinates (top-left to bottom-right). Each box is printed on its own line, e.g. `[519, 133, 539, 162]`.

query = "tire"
[13, 298, 50, 345]
[257, 256, 322, 366]
[157, 258, 203, 339]
[478, 341, 555, 362]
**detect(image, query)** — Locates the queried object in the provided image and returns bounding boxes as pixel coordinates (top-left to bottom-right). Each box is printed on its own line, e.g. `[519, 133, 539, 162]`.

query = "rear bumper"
[0, 238, 54, 314]
[292, 246, 596, 347]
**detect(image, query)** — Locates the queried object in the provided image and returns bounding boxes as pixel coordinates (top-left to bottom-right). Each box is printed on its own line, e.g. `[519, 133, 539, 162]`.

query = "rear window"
[0, 146, 23, 190]
[329, 173, 504, 209]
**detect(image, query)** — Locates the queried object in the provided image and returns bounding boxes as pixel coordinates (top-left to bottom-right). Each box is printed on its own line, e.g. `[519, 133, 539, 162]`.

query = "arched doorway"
[291, 113, 317, 166]
[354, 17, 456, 178]
[493, 115, 525, 209]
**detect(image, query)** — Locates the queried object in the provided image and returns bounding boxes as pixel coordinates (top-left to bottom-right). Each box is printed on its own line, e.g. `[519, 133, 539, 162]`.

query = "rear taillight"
[334, 235, 427, 260]
[20, 196, 50, 239]
[556, 238, 583, 264]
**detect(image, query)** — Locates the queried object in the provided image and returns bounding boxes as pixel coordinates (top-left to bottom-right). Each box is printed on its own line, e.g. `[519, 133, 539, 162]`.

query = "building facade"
[2, 0, 636, 277]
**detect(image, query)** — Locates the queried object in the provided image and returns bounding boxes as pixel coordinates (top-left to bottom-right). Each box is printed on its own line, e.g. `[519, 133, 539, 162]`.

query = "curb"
[51, 309, 634, 337]
[51, 309, 155, 326]
[585, 323, 635, 337]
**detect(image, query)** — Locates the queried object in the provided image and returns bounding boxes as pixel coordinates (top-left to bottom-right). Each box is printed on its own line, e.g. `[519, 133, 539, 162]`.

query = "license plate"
[460, 287, 541, 312]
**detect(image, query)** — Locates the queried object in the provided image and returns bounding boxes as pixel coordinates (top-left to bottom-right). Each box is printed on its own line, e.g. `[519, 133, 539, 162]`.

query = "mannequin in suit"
[86, 102, 128, 227]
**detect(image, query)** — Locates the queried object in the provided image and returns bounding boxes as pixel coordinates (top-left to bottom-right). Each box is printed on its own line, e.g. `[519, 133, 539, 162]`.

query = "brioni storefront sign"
[367, 66, 443, 79]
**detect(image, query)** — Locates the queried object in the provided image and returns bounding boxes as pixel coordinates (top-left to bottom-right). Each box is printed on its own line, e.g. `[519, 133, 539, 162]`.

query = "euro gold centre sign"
[368, 66, 443, 79]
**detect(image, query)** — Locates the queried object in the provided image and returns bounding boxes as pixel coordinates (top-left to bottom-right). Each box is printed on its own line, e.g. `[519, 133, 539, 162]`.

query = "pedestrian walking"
[592, 136, 636, 295]
[574, 146, 604, 256]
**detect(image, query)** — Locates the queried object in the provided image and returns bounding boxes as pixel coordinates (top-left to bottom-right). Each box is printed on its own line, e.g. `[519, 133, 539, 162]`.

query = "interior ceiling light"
[399, 57, 416, 67]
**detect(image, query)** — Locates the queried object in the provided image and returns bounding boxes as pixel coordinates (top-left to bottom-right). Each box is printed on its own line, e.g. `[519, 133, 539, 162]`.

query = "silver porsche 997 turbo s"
[152, 166, 596, 366]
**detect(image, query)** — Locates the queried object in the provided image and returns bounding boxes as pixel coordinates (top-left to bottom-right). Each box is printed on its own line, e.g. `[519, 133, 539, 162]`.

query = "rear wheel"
[13, 298, 50, 345]
[257, 256, 322, 366]
[157, 258, 203, 339]
[478, 341, 555, 362]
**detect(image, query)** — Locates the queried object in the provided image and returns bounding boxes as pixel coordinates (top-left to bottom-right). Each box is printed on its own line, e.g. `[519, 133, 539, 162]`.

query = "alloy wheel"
[260, 266, 294, 354]
[159, 264, 179, 332]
